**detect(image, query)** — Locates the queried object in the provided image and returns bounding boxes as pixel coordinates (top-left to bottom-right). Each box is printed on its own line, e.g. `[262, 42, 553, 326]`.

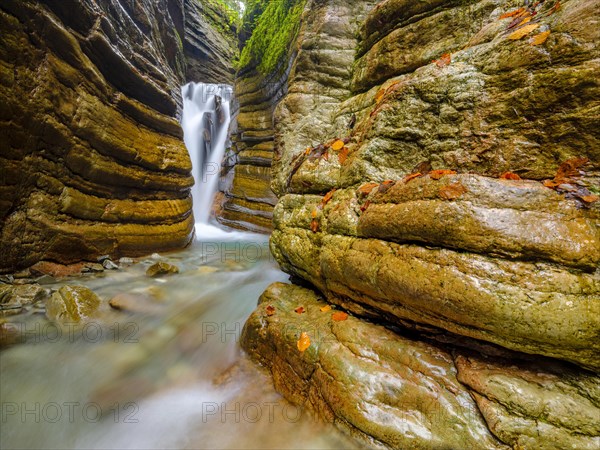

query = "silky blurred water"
[0, 227, 354, 449]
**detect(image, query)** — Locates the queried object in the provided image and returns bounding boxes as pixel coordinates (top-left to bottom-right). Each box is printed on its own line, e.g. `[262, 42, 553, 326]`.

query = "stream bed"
[0, 226, 354, 449]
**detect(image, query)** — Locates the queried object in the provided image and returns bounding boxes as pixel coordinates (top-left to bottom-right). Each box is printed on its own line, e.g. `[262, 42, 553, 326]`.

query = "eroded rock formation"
[238, 0, 600, 447]
[0, 0, 237, 272]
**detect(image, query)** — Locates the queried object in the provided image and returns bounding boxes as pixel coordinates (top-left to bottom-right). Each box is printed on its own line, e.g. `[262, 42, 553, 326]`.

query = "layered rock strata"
[242, 283, 600, 449]
[0, 0, 236, 272]
[240, 0, 600, 447]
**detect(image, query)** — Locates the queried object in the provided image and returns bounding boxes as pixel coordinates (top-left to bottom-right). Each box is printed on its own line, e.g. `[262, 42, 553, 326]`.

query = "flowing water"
[0, 84, 354, 449]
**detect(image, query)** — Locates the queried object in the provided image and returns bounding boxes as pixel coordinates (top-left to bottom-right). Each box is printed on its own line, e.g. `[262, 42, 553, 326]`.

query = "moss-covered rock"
[46, 285, 101, 324]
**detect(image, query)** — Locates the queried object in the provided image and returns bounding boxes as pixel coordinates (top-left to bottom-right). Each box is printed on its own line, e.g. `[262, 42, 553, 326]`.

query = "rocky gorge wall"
[0, 0, 237, 272]
[237, 0, 600, 448]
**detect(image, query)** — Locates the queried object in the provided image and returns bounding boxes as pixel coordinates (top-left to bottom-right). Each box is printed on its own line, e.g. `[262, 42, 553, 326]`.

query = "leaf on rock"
[556, 157, 589, 180]
[430, 169, 457, 180]
[543, 179, 561, 188]
[360, 200, 371, 212]
[338, 147, 350, 165]
[332, 311, 348, 322]
[357, 183, 379, 196]
[500, 172, 522, 180]
[375, 88, 386, 103]
[530, 30, 551, 45]
[403, 172, 423, 183]
[499, 8, 525, 19]
[295, 306, 305, 314]
[433, 53, 451, 68]
[297, 332, 310, 352]
[507, 13, 531, 29]
[439, 182, 468, 200]
[266, 305, 276, 316]
[310, 218, 319, 233]
[331, 140, 345, 151]
[508, 23, 540, 40]
[378, 180, 396, 193]
[579, 195, 599, 204]
[311, 208, 319, 219]
[320, 305, 332, 312]
[321, 189, 336, 208]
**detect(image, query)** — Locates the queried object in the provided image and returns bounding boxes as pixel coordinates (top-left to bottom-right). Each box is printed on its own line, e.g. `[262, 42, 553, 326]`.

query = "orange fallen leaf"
[508, 23, 539, 40]
[338, 147, 349, 165]
[310, 218, 319, 233]
[507, 12, 532, 29]
[332, 311, 348, 322]
[297, 332, 310, 352]
[547, 1, 561, 15]
[543, 179, 561, 188]
[579, 195, 599, 204]
[321, 189, 336, 207]
[331, 140, 345, 151]
[311, 208, 318, 218]
[530, 30, 551, 45]
[357, 183, 379, 196]
[378, 180, 396, 193]
[375, 88, 386, 103]
[439, 183, 468, 200]
[320, 305, 332, 312]
[360, 200, 371, 212]
[430, 169, 457, 180]
[433, 53, 451, 68]
[556, 157, 589, 180]
[266, 305, 275, 316]
[499, 8, 525, 19]
[500, 172, 522, 180]
[403, 172, 423, 183]
[295, 306, 305, 314]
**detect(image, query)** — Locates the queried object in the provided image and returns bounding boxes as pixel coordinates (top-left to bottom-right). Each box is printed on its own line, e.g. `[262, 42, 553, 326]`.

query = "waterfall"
[181, 82, 233, 225]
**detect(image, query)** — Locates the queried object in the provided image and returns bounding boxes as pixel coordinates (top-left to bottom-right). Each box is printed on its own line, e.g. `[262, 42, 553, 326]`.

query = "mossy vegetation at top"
[237, 0, 307, 74]
[203, 0, 243, 34]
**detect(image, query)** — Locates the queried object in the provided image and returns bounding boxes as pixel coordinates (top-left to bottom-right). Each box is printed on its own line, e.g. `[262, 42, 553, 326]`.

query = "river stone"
[45, 285, 101, 324]
[146, 262, 180, 277]
[241, 282, 507, 449]
[108, 293, 164, 315]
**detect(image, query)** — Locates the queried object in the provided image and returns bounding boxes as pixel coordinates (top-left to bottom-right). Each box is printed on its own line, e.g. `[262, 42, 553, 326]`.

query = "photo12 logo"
[8, 321, 140, 344]
[201, 402, 304, 424]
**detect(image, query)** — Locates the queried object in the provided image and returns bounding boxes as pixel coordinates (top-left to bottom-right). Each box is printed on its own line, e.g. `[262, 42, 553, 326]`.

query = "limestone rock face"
[0, 0, 236, 272]
[239, 0, 599, 446]
[264, 0, 600, 370]
[183, 0, 237, 84]
[242, 283, 600, 449]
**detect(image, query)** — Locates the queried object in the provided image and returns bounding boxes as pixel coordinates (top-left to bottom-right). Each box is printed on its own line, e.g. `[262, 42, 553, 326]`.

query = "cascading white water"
[181, 82, 233, 225]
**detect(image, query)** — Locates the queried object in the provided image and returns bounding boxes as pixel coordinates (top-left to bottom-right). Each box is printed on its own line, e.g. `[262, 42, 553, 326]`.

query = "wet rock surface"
[242, 282, 507, 449]
[242, 283, 600, 449]
[0, 0, 236, 272]
[145, 262, 180, 278]
[45, 285, 101, 324]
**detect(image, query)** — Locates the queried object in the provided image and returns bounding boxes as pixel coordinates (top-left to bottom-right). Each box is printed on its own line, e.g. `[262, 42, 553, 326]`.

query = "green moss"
[237, 0, 307, 74]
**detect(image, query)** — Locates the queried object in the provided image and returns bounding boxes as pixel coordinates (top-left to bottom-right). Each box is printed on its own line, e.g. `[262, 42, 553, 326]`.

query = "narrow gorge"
[1, 0, 598, 449]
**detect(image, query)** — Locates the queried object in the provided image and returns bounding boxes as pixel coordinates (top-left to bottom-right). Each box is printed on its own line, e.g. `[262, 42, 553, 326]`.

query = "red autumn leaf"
[430, 169, 457, 180]
[360, 200, 371, 212]
[433, 53, 451, 68]
[403, 172, 423, 183]
[310, 218, 319, 233]
[332, 311, 348, 322]
[500, 172, 522, 180]
[357, 183, 379, 196]
[295, 306, 305, 314]
[338, 147, 350, 165]
[266, 305, 275, 316]
[439, 183, 468, 200]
